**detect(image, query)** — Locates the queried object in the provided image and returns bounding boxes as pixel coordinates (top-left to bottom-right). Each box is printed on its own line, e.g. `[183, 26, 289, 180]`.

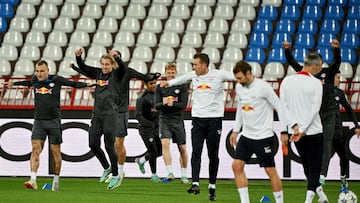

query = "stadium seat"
[13, 59, 35, 76]
[280, 5, 301, 20]
[150, 61, 167, 73]
[302, 5, 323, 21]
[170, 4, 190, 19]
[328, 0, 347, 5]
[201, 47, 221, 63]
[249, 32, 270, 48]
[164, 17, 185, 34]
[38, 3, 58, 19]
[131, 0, 150, 6]
[258, 5, 278, 20]
[92, 31, 113, 47]
[297, 19, 318, 35]
[60, 3, 80, 19]
[42, 45, 63, 61]
[104, 3, 124, 20]
[347, 5, 360, 19]
[240, 0, 260, 6]
[294, 33, 315, 49]
[236, 5, 256, 20]
[263, 62, 285, 80]
[120, 17, 140, 33]
[0, 59, 12, 76]
[286, 65, 297, 76]
[340, 33, 360, 48]
[159, 32, 180, 48]
[126, 4, 146, 20]
[253, 19, 273, 34]
[262, 0, 281, 6]
[272, 32, 292, 48]
[69, 31, 90, 47]
[219, 62, 235, 72]
[66, 0, 85, 5]
[176, 47, 197, 62]
[203, 32, 225, 48]
[98, 17, 119, 33]
[2, 30, 23, 47]
[53, 16, 74, 33]
[208, 18, 229, 34]
[20, 44, 41, 61]
[82, 3, 102, 19]
[324, 5, 344, 20]
[176, 61, 193, 75]
[0, 3, 14, 19]
[112, 45, 130, 62]
[305, 0, 325, 5]
[292, 48, 309, 62]
[316, 47, 334, 64]
[267, 48, 286, 63]
[196, 0, 216, 5]
[128, 60, 148, 74]
[9, 16, 29, 32]
[153, 0, 172, 6]
[340, 48, 356, 64]
[136, 31, 158, 47]
[31, 16, 52, 33]
[245, 48, 266, 63]
[0, 17, 7, 32]
[43, 0, 63, 5]
[154, 46, 176, 62]
[342, 19, 359, 34]
[114, 31, 135, 47]
[227, 33, 248, 49]
[186, 18, 207, 34]
[64, 45, 83, 58]
[142, 17, 163, 33]
[320, 19, 341, 35]
[58, 59, 79, 77]
[230, 19, 251, 34]
[88, 0, 107, 5]
[317, 33, 337, 48]
[132, 46, 153, 62]
[14, 3, 35, 19]
[339, 62, 353, 79]
[222, 47, 243, 63]
[248, 62, 262, 78]
[86, 45, 107, 61]
[275, 19, 296, 34]
[1, 0, 20, 5]
[283, 0, 303, 5]
[181, 32, 202, 48]
[350, 92, 360, 109]
[76, 17, 96, 33]
[192, 4, 212, 20]
[0, 45, 18, 61]
[24, 30, 46, 47]
[214, 4, 234, 20]
[148, 4, 168, 20]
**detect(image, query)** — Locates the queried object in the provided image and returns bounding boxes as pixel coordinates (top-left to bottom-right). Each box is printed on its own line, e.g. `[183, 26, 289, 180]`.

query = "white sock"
[118, 164, 124, 174]
[139, 157, 146, 164]
[273, 191, 284, 203]
[192, 182, 199, 186]
[181, 168, 187, 177]
[30, 172, 37, 181]
[316, 185, 328, 201]
[208, 183, 216, 189]
[166, 165, 173, 174]
[237, 187, 250, 203]
[53, 175, 59, 183]
[305, 190, 315, 203]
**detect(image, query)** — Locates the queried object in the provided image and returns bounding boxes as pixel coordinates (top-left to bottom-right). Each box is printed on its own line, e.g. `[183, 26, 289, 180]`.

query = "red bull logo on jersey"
[241, 104, 254, 112]
[35, 87, 52, 94]
[197, 83, 211, 90]
[97, 80, 109, 86]
[167, 96, 178, 102]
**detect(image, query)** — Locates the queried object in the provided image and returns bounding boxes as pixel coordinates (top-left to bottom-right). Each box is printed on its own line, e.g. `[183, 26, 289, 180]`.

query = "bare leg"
[115, 137, 126, 165]
[30, 140, 45, 173]
[178, 144, 188, 168]
[161, 138, 172, 166]
[50, 144, 62, 175]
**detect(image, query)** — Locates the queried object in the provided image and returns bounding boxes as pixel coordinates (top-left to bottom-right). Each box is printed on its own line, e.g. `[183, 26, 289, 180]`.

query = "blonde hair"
[164, 63, 177, 72]
[100, 54, 118, 69]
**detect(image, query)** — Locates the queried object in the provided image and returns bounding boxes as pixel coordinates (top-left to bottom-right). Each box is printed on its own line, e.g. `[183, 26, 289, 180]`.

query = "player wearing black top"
[4, 60, 90, 191]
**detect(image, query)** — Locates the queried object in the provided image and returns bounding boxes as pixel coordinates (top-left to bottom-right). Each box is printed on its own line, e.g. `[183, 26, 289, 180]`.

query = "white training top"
[233, 78, 289, 140]
[168, 69, 235, 118]
[280, 72, 323, 135]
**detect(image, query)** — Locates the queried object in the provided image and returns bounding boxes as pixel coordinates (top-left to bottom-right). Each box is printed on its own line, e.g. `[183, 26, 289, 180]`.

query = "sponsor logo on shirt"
[97, 80, 109, 86]
[35, 87, 52, 94]
[197, 83, 211, 90]
[167, 96, 178, 102]
[241, 104, 254, 112]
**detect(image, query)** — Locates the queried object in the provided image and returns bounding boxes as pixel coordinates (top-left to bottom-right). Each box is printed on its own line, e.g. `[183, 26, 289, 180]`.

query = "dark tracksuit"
[154, 84, 188, 144]
[75, 56, 125, 176]
[334, 87, 359, 178]
[135, 90, 161, 174]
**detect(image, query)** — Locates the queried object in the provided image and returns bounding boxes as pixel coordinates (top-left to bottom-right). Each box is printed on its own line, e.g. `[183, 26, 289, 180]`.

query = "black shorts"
[159, 119, 186, 145]
[89, 114, 120, 138]
[235, 135, 276, 168]
[116, 112, 128, 137]
[32, 118, 62, 144]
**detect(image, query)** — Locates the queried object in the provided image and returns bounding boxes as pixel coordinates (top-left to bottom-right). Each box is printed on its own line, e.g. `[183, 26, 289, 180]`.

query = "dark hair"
[36, 60, 48, 67]
[233, 60, 252, 75]
[193, 53, 210, 66]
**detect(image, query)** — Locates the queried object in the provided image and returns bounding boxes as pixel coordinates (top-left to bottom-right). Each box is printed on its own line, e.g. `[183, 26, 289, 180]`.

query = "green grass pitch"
[0, 177, 359, 203]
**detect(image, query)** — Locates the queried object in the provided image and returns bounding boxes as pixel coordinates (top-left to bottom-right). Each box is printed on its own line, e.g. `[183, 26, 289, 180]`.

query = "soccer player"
[230, 61, 290, 203]
[153, 63, 189, 183]
[4, 60, 92, 191]
[74, 48, 125, 190]
[160, 53, 235, 201]
[135, 73, 162, 182]
[333, 71, 360, 190]
[280, 53, 329, 203]
[283, 40, 341, 185]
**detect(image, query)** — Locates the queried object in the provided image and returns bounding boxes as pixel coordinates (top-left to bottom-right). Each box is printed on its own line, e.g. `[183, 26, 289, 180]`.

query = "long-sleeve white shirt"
[233, 78, 290, 140]
[280, 72, 323, 135]
[167, 69, 235, 118]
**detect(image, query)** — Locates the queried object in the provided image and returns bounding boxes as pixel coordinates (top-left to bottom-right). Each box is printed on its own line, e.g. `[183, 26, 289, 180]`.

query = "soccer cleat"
[52, 182, 60, 192]
[119, 171, 125, 185]
[187, 184, 200, 195]
[107, 177, 121, 190]
[318, 200, 328, 203]
[209, 188, 216, 201]
[166, 172, 175, 181]
[151, 175, 161, 183]
[24, 180, 38, 190]
[99, 168, 112, 183]
[180, 176, 190, 184]
[135, 158, 145, 174]
[105, 173, 113, 183]
[319, 175, 326, 186]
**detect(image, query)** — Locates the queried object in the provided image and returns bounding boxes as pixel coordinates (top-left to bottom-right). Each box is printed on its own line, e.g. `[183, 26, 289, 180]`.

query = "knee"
[232, 160, 243, 173]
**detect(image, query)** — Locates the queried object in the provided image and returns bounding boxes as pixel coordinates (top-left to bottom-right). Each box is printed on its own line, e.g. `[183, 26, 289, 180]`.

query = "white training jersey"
[233, 78, 289, 140]
[280, 72, 323, 135]
[168, 69, 235, 118]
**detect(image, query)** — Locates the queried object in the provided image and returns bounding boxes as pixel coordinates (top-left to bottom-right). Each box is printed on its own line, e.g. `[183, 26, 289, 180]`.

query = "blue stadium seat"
[245, 47, 266, 63]
[253, 19, 273, 34]
[341, 33, 360, 48]
[293, 48, 309, 62]
[317, 33, 337, 47]
[294, 33, 315, 49]
[272, 32, 292, 47]
[275, 19, 296, 34]
[316, 47, 334, 64]
[302, 5, 323, 21]
[267, 48, 286, 63]
[305, 0, 325, 6]
[341, 48, 356, 64]
[283, 0, 303, 5]
[347, 5, 360, 19]
[258, 5, 278, 20]
[343, 19, 359, 34]
[348, 0, 360, 5]
[328, 0, 348, 6]
[1, 0, 20, 4]
[249, 32, 270, 48]
[320, 19, 340, 34]
[298, 19, 318, 34]
[0, 3, 14, 19]
[324, 5, 344, 20]
[280, 5, 301, 20]
[0, 17, 7, 32]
